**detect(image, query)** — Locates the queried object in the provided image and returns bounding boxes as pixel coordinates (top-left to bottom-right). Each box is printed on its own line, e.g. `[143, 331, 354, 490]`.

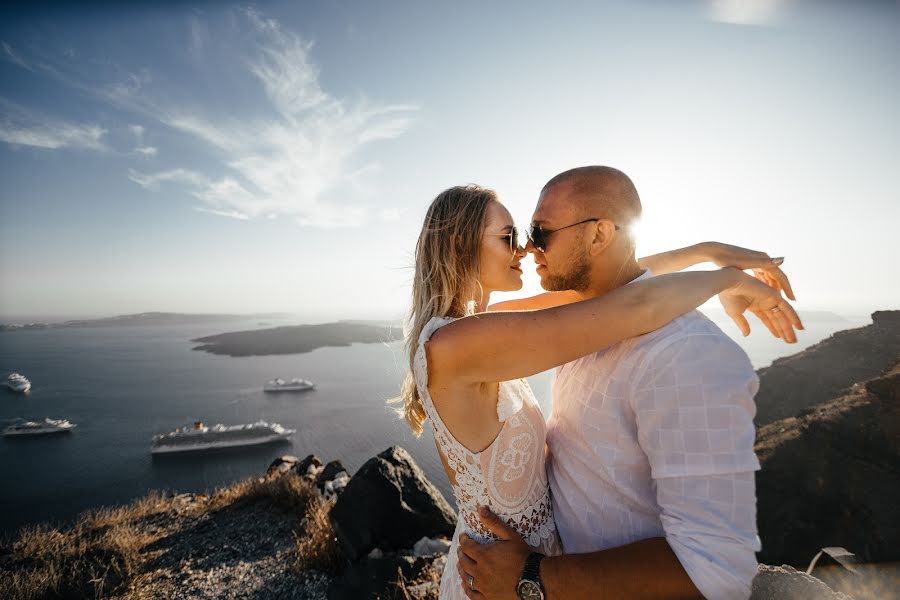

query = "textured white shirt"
[547, 271, 762, 600]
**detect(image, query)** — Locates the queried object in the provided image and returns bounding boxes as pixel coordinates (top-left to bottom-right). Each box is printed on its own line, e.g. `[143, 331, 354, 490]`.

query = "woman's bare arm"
[429, 268, 801, 384]
[640, 242, 795, 299]
[637, 244, 708, 275]
[487, 290, 581, 312]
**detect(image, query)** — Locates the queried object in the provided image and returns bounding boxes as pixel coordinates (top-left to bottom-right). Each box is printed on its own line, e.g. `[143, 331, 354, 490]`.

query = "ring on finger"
[468, 575, 475, 589]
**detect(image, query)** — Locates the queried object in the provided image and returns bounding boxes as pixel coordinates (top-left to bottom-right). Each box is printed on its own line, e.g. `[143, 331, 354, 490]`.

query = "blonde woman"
[398, 184, 800, 600]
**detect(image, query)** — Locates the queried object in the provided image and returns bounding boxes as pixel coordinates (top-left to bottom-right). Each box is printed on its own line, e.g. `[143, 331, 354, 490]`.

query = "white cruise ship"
[6, 373, 32, 393]
[3, 418, 76, 436]
[151, 420, 295, 454]
[263, 378, 315, 393]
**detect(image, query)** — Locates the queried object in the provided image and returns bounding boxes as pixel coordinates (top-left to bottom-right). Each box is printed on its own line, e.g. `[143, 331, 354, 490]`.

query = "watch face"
[516, 580, 544, 600]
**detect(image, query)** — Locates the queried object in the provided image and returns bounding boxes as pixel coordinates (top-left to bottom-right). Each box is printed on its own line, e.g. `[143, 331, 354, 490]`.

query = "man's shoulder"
[631, 310, 753, 371]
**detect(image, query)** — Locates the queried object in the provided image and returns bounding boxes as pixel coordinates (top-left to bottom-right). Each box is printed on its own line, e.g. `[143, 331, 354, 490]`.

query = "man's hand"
[457, 506, 531, 600]
[703, 242, 796, 300]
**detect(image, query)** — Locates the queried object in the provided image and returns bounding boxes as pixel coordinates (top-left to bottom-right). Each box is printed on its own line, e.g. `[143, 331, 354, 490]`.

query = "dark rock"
[329, 446, 456, 562]
[751, 565, 851, 600]
[326, 554, 435, 600]
[317, 460, 348, 487]
[295, 454, 323, 479]
[266, 455, 299, 478]
[755, 362, 900, 566]
[754, 310, 900, 425]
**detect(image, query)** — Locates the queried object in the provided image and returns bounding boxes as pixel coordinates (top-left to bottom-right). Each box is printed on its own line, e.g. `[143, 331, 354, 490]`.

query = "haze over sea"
[0, 309, 871, 537]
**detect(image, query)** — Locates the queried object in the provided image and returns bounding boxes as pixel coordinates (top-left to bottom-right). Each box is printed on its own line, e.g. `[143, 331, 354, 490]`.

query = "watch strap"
[521, 551, 545, 585]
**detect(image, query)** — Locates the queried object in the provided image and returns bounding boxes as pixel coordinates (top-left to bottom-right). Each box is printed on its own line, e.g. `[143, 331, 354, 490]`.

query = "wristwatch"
[516, 551, 546, 600]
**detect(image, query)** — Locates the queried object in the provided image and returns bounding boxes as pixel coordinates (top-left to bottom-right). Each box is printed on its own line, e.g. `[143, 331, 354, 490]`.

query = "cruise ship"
[3, 418, 76, 436]
[6, 373, 31, 393]
[263, 378, 315, 393]
[151, 420, 295, 454]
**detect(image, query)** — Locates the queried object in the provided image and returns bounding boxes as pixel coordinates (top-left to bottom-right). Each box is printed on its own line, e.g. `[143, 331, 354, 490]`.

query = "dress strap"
[413, 316, 475, 458]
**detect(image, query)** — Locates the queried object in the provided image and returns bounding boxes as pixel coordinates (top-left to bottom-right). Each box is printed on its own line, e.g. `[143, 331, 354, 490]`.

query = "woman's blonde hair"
[395, 184, 497, 435]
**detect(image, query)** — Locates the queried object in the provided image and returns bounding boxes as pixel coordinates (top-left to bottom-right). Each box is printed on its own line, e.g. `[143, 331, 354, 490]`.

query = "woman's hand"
[703, 242, 795, 301]
[718, 268, 804, 342]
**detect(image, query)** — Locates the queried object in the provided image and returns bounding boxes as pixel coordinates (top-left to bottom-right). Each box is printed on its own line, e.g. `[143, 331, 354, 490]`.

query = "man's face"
[527, 186, 593, 292]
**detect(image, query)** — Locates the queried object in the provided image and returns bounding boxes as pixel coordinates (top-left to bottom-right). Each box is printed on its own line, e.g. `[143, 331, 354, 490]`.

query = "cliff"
[754, 310, 900, 425]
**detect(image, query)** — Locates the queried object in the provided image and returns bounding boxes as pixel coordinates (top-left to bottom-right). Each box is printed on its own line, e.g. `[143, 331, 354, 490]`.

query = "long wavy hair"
[395, 184, 496, 436]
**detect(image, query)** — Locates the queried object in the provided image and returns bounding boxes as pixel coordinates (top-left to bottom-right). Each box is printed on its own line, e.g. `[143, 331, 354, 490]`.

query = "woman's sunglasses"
[527, 218, 619, 253]
[484, 227, 520, 255]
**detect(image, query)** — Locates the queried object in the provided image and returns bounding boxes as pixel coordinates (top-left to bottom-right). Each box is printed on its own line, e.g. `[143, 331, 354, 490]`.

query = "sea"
[0, 310, 873, 538]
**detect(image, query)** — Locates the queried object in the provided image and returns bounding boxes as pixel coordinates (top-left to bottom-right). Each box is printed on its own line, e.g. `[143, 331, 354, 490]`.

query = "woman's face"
[479, 200, 526, 293]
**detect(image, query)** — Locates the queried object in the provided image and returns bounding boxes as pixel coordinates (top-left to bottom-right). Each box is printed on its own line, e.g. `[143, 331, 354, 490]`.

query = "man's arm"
[457, 511, 701, 600]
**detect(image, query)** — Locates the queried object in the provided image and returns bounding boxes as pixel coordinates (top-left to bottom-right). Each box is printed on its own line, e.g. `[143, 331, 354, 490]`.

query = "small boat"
[3, 418, 76, 436]
[263, 378, 315, 393]
[6, 373, 31, 393]
[151, 420, 295, 454]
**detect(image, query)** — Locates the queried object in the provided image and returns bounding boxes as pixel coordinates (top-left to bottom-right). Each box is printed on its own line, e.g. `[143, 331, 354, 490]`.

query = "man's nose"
[524, 237, 537, 253]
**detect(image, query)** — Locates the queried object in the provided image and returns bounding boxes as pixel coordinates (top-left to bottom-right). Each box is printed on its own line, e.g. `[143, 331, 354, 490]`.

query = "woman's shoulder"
[417, 315, 457, 349]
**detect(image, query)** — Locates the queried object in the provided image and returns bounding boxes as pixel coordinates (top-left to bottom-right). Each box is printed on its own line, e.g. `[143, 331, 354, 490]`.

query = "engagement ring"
[468, 575, 475, 589]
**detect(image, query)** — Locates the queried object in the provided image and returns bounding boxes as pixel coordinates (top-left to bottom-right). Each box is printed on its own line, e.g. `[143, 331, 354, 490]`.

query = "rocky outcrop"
[326, 554, 443, 600]
[755, 362, 900, 567]
[750, 565, 852, 600]
[754, 310, 900, 425]
[329, 446, 457, 562]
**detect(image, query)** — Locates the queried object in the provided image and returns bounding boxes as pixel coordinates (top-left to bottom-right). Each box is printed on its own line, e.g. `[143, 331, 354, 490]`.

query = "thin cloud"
[128, 8, 417, 227]
[128, 168, 208, 189]
[134, 145, 157, 156]
[2, 41, 34, 71]
[0, 99, 107, 151]
[4, 12, 416, 227]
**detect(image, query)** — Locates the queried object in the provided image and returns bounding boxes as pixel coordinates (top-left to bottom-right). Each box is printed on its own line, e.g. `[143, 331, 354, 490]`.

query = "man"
[458, 166, 778, 599]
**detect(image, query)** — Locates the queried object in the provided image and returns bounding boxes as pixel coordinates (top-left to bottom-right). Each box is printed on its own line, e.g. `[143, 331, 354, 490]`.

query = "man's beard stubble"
[542, 249, 592, 292]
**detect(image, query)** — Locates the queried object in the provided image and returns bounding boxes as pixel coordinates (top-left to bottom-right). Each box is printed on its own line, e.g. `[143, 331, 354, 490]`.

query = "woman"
[396, 185, 800, 599]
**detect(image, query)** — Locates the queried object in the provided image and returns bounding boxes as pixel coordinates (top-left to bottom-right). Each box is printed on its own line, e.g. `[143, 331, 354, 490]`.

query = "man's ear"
[588, 220, 617, 256]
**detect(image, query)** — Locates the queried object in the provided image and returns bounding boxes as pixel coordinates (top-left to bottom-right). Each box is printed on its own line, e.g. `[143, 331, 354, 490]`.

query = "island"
[190, 320, 404, 357]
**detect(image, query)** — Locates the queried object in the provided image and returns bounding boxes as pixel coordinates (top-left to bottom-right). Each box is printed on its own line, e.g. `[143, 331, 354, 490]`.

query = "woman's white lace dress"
[414, 317, 561, 600]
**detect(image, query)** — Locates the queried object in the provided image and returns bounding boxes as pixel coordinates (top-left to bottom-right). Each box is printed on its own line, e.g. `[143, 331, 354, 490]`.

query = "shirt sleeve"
[657, 473, 761, 600]
[630, 332, 761, 600]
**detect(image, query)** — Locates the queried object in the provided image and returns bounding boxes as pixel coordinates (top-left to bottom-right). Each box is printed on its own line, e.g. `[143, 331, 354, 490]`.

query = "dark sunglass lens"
[511, 228, 518, 252]
[531, 227, 545, 252]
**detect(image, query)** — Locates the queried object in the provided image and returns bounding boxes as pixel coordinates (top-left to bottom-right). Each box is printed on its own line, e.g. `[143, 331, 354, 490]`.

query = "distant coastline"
[191, 321, 404, 357]
[0, 311, 292, 331]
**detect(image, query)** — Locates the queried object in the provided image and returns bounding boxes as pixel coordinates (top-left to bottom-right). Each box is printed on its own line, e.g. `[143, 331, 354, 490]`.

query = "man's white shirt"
[547, 270, 762, 600]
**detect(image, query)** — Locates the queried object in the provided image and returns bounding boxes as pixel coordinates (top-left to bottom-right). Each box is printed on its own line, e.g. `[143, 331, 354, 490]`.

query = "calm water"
[0, 311, 870, 537]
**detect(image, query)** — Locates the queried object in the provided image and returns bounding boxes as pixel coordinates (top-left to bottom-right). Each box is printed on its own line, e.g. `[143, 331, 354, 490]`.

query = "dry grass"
[0, 503, 164, 600]
[293, 493, 343, 575]
[0, 473, 323, 600]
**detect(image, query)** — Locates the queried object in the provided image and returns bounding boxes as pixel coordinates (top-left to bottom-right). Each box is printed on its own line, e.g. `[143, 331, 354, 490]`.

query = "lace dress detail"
[414, 317, 561, 600]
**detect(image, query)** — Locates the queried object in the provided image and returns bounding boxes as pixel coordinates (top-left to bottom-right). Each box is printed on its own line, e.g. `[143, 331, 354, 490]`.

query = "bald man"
[458, 167, 766, 600]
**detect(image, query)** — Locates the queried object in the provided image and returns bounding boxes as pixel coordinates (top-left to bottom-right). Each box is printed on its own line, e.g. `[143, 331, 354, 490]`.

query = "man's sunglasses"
[526, 218, 620, 253]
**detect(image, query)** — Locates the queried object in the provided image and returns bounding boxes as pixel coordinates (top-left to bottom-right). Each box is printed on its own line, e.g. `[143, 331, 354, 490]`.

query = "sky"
[1, 0, 898, 322]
